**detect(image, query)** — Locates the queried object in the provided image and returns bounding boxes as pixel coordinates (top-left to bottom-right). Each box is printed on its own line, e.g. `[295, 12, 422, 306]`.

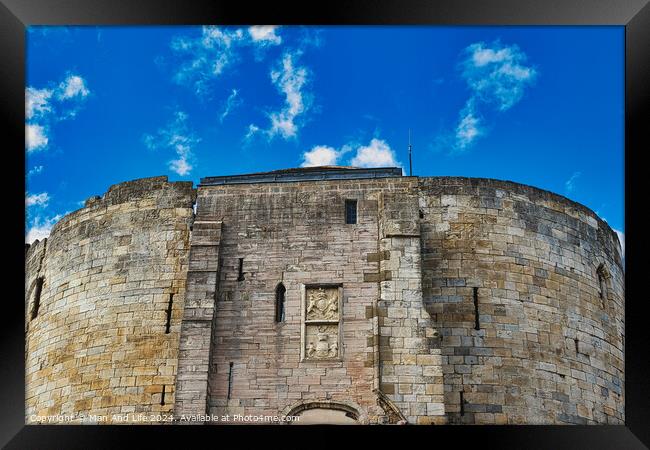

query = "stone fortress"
[24, 166, 624, 425]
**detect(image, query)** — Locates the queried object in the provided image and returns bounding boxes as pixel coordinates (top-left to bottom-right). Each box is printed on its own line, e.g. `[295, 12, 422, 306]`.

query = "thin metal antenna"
[408, 129, 413, 177]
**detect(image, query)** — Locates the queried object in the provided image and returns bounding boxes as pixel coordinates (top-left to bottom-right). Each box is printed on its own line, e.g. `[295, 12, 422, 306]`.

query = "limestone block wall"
[418, 177, 624, 424]
[25, 176, 195, 423]
[24, 170, 625, 425]
[377, 191, 446, 424]
[198, 178, 421, 423]
[174, 219, 222, 419]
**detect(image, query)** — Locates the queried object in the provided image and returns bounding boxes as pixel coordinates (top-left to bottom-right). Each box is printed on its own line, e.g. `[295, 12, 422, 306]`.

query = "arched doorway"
[295, 408, 358, 424]
[282, 400, 368, 425]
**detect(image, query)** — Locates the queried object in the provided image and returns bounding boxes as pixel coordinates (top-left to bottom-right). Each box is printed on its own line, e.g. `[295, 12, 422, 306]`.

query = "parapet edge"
[48, 176, 196, 238]
[199, 166, 403, 186]
[419, 176, 623, 261]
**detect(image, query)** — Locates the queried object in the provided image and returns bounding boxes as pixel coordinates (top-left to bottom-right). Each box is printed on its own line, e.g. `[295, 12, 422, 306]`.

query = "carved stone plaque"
[303, 286, 341, 361]
[306, 287, 339, 321]
[305, 324, 339, 359]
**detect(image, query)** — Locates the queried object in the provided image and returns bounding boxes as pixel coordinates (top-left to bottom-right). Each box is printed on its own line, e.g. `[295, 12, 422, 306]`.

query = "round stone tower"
[24, 169, 623, 425]
[418, 177, 624, 424]
[25, 176, 195, 422]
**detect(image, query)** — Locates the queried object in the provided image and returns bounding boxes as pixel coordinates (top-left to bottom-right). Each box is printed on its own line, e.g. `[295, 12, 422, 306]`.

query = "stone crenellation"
[25, 167, 624, 425]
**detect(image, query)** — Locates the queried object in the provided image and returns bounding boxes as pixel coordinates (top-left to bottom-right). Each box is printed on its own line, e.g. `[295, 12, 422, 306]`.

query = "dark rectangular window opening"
[275, 283, 286, 323]
[165, 293, 174, 334]
[31, 277, 44, 321]
[345, 199, 357, 224]
[237, 258, 245, 281]
[227, 362, 234, 399]
[160, 385, 166, 406]
[189, 201, 197, 231]
[473, 287, 480, 330]
[597, 264, 609, 307]
[459, 391, 465, 416]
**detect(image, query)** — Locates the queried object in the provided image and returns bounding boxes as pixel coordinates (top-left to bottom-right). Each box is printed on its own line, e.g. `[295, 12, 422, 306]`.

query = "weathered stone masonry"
[419, 178, 624, 424]
[25, 177, 195, 421]
[25, 167, 624, 424]
[193, 172, 445, 424]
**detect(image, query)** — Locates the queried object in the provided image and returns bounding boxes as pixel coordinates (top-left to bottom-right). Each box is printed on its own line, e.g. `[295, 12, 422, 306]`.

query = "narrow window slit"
[473, 287, 480, 330]
[160, 385, 166, 406]
[345, 199, 357, 224]
[31, 277, 44, 321]
[460, 391, 465, 416]
[189, 201, 196, 231]
[597, 264, 609, 308]
[237, 258, 245, 281]
[227, 362, 234, 400]
[275, 283, 286, 323]
[165, 293, 174, 334]
[598, 271, 605, 299]
[574, 338, 580, 354]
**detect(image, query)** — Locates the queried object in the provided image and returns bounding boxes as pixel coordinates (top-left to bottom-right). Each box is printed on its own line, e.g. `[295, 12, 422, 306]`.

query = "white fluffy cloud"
[24, 73, 89, 242]
[142, 111, 199, 176]
[301, 145, 342, 167]
[169, 157, 192, 176]
[471, 46, 512, 66]
[302, 138, 400, 169]
[247, 52, 311, 142]
[452, 41, 537, 151]
[244, 124, 261, 141]
[248, 26, 282, 45]
[350, 138, 400, 168]
[26, 192, 50, 207]
[461, 41, 537, 111]
[171, 25, 283, 95]
[25, 213, 64, 244]
[56, 75, 90, 100]
[169, 28, 312, 141]
[25, 87, 53, 120]
[268, 53, 309, 139]
[25, 124, 49, 152]
[455, 103, 482, 150]
[25, 73, 90, 152]
[171, 26, 245, 94]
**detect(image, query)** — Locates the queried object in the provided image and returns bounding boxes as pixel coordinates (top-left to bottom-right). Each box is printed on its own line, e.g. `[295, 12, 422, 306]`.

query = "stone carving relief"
[306, 288, 339, 321]
[305, 325, 339, 359]
[304, 287, 340, 360]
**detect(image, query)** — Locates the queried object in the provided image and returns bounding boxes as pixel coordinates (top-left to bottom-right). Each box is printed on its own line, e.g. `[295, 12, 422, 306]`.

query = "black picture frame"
[3, 0, 648, 448]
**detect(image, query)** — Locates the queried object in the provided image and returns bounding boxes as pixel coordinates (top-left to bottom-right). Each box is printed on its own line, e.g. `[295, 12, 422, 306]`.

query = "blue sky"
[25, 25, 624, 252]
